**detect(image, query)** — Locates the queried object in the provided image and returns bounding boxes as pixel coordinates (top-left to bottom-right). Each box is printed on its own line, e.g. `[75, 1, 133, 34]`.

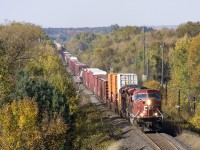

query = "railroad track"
[145, 132, 178, 150]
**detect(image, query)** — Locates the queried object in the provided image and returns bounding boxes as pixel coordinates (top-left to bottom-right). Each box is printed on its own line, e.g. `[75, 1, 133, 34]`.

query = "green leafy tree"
[0, 22, 47, 106]
[110, 24, 120, 32]
[188, 34, 200, 98]
[0, 21, 78, 149]
[187, 34, 200, 128]
[27, 45, 78, 114]
[112, 26, 141, 43]
[0, 40, 12, 105]
[167, 35, 191, 115]
[0, 22, 45, 74]
[176, 21, 200, 38]
[12, 70, 69, 120]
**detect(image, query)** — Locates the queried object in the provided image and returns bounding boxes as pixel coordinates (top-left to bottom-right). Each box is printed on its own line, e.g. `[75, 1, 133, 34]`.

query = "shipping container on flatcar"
[108, 73, 138, 112]
[108, 74, 117, 102]
[107, 73, 117, 110]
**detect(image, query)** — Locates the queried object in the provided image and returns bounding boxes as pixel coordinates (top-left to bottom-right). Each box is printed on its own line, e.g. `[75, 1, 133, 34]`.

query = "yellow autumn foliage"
[143, 80, 162, 91]
[188, 34, 200, 94]
[0, 97, 40, 149]
[190, 103, 200, 129]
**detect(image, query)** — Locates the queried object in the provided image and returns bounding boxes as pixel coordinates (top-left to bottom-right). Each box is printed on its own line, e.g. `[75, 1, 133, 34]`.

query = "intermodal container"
[116, 73, 138, 93]
[108, 73, 117, 102]
[108, 73, 138, 107]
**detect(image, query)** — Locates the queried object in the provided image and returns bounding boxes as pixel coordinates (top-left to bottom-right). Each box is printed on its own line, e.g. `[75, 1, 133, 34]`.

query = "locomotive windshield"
[148, 93, 161, 100]
[134, 94, 148, 101]
[133, 93, 161, 101]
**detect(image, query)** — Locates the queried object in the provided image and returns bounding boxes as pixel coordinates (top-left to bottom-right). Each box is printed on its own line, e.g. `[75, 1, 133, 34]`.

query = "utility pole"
[142, 26, 147, 82]
[161, 43, 164, 86]
[178, 89, 181, 115]
[165, 82, 168, 105]
[143, 27, 146, 75]
[135, 46, 138, 75]
[193, 96, 196, 113]
[147, 58, 149, 78]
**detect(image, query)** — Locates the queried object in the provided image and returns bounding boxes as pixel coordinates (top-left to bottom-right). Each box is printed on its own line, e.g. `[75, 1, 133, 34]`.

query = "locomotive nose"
[145, 99, 156, 116]
[147, 99, 151, 105]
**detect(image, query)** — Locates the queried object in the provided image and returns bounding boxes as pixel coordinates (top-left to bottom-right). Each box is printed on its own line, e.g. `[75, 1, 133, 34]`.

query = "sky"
[1, 0, 200, 28]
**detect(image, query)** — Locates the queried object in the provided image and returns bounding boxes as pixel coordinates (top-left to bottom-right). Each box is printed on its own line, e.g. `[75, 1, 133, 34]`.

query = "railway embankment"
[73, 75, 191, 150]
[60, 50, 197, 150]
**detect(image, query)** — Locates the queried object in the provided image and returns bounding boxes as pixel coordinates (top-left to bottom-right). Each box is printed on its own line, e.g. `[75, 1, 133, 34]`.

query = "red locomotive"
[119, 85, 163, 131]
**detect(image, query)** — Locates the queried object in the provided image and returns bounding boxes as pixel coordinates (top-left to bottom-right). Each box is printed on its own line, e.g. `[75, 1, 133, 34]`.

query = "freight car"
[96, 77, 108, 103]
[63, 51, 163, 131]
[68, 57, 78, 74]
[74, 62, 88, 76]
[107, 73, 138, 113]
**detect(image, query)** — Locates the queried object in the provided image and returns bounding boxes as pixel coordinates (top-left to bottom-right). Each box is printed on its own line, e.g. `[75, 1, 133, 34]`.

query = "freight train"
[63, 51, 163, 131]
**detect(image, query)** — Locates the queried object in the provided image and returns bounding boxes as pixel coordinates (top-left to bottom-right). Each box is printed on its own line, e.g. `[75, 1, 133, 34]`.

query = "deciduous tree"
[0, 98, 40, 149]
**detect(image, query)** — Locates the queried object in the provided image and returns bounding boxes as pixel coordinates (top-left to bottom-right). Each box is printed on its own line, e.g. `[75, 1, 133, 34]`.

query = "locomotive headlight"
[147, 99, 151, 105]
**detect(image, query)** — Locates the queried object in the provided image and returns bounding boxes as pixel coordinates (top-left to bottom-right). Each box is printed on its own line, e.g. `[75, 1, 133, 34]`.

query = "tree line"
[44, 24, 120, 43]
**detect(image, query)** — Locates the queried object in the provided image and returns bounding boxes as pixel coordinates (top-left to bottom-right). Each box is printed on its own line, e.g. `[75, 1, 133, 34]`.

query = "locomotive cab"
[132, 89, 163, 131]
[119, 85, 141, 118]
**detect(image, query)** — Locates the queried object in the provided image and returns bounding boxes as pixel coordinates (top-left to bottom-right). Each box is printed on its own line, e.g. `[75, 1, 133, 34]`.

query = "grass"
[72, 104, 122, 150]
